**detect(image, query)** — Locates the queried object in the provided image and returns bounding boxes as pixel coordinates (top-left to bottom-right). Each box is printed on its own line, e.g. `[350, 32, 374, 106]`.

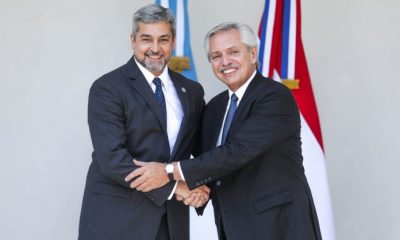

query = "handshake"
[174, 181, 210, 208]
[125, 159, 210, 208]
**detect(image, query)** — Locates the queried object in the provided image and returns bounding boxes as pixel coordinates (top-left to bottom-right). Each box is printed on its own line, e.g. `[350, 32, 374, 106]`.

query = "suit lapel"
[168, 71, 189, 160]
[228, 72, 262, 134]
[125, 57, 167, 132]
[210, 92, 229, 147]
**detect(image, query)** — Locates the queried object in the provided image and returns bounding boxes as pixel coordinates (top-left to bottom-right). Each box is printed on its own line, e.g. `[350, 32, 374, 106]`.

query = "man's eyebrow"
[159, 34, 172, 38]
[139, 34, 152, 38]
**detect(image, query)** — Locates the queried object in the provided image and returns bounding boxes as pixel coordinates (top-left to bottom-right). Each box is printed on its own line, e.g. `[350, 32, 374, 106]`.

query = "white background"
[1, 0, 399, 239]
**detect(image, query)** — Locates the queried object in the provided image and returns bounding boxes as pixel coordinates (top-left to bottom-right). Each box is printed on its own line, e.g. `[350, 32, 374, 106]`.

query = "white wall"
[0, 0, 399, 239]
[301, 1, 400, 239]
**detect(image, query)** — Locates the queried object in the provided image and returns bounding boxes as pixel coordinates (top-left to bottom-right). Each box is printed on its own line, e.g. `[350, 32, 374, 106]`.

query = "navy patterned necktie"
[153, 77, 167, 127]
[221, 94, 238, 144]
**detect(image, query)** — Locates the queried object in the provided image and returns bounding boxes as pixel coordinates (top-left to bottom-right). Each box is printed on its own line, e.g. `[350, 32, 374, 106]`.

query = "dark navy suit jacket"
[79, 56, 204, 240]
[183, 72, 322, 240]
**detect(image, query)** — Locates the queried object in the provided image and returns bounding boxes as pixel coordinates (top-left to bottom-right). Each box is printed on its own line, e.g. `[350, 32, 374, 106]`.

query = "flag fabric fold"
[258, 0, 336, 239]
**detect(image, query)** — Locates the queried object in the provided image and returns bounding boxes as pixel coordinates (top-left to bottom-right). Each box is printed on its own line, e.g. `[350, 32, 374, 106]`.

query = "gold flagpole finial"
[282, 79, 300, 90]
[168, 57, 190, 73]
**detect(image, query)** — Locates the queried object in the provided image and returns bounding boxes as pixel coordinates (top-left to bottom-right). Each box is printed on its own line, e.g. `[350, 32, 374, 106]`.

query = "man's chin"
[140, 59, 167, 73]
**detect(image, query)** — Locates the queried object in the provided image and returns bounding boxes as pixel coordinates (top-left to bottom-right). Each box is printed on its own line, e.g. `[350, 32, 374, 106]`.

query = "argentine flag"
[156, 0, 198, 81]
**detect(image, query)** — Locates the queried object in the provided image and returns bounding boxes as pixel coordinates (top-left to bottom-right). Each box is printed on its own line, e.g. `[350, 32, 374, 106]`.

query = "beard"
[136, 50, 169, 74]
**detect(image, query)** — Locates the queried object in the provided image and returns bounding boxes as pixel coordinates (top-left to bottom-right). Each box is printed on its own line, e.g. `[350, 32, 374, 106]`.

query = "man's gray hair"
[132, 4, 176, 37]
[204, 22, 258, 61]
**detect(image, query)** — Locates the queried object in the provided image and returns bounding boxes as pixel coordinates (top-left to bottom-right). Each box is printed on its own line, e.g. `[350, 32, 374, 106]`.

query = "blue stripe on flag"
[166, 0, 178, 56]
[156, 0, 197, 81]
[258, 0, 270, 73]
[181, 0, 197, 80]
[281, 0, 291, 79]
[168, 0, 178, 30]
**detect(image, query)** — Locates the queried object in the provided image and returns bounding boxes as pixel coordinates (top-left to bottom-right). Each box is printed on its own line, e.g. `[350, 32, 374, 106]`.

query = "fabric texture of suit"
[79, 56, 204, 240]
[182, 72, 322, 240]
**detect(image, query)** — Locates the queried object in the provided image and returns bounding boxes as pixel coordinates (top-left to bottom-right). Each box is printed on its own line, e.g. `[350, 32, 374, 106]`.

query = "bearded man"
[78, 4, 208, 240]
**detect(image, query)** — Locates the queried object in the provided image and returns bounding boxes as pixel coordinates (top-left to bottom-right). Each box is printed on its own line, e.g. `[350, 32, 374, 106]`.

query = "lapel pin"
[181, 87, 186, 93]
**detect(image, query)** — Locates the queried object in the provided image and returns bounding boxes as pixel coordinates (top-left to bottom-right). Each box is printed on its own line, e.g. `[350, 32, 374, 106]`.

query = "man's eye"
[211, 55, 221, 60]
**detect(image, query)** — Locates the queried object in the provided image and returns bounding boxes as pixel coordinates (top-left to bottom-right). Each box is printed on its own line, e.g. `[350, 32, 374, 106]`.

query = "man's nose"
[221, 55, 232, 66]
[150, 40, 160, 53]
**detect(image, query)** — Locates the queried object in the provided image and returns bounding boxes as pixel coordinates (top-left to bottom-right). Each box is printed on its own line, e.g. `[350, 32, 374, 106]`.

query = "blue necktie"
[221, 94, 238, 144]
[153, 78, 167, 127]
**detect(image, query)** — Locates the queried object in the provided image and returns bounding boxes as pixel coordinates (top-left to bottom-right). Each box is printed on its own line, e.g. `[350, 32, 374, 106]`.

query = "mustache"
[145, 50, 163, 58]
[219, 63, 239, 73]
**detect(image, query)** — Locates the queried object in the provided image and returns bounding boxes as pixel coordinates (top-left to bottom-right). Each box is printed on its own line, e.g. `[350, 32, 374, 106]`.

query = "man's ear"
[130, 33, 136, 50]
[172, 36, 176, 51]
[250, 47, 257, 64]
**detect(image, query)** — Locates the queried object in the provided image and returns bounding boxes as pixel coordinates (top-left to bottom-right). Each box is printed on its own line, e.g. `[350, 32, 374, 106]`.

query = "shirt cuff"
[167, 181, 178, 200]
[177, 162, 186, 182]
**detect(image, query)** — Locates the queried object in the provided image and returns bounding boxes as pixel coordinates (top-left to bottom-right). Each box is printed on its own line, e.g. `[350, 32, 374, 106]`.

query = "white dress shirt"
[216, 70, 256, 146]
[135, 58, 183, 198]
[178, 70, 257, 181]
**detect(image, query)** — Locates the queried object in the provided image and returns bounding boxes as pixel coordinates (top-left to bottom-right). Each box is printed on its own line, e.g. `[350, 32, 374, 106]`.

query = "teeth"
[222, 68, 236, 74]
[146, 54, 162, 59]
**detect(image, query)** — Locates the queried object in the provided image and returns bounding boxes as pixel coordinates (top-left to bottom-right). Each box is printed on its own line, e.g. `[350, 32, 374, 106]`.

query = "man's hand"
[175, 182, 210, 208]
[125, 159, 169, 192]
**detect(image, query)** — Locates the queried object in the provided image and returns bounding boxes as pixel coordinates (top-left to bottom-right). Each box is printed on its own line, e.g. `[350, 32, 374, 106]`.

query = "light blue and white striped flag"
[156, 0, 198, 81]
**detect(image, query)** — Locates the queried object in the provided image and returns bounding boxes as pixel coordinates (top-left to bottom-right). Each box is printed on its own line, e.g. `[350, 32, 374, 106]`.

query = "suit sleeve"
[88, 80, 174, 206]
[181, 85, 300, 190]
[191, 99, 206, 158]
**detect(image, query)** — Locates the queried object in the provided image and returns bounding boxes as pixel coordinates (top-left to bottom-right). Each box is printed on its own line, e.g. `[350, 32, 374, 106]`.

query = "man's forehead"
[209, 40, 244, 53]
[137, 21, 171, 32]
[210, 45, 236, 53]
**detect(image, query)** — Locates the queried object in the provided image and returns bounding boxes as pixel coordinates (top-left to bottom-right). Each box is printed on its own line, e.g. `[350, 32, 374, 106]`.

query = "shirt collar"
[228, 70, 257, 101]
[134, 57, 170, 89]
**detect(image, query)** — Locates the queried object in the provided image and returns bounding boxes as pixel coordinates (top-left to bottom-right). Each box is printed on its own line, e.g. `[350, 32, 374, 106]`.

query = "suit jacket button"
[196, 182, 200, 186]
[216, 180, 221, 186]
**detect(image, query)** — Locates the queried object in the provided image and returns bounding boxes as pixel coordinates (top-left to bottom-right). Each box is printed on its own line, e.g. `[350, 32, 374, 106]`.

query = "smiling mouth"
[145, 50, 164, 59]
[147, 55, 163, 59]
[221, 68, 237, 74]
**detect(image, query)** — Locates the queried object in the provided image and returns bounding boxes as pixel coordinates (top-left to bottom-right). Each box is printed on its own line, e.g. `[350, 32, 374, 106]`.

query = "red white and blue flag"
[258, 0, 336, 239]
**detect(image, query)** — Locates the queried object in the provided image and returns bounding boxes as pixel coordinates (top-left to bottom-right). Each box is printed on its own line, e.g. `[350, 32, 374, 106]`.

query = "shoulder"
[91, 64, 127, 89]
[88, 63, 132, 104]
[89, 59, 137, 99]
[249, 73, 294, 99]
[249, 73, 299, 114]
[254, 73, 289, 91]
[169, 70, 204, 96]
[206, 90, 228, 108]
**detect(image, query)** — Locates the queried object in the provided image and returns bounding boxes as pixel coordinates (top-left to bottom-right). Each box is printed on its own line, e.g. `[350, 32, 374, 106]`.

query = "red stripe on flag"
[293, 42, 324, 149]
[292, 0, 324, 149]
